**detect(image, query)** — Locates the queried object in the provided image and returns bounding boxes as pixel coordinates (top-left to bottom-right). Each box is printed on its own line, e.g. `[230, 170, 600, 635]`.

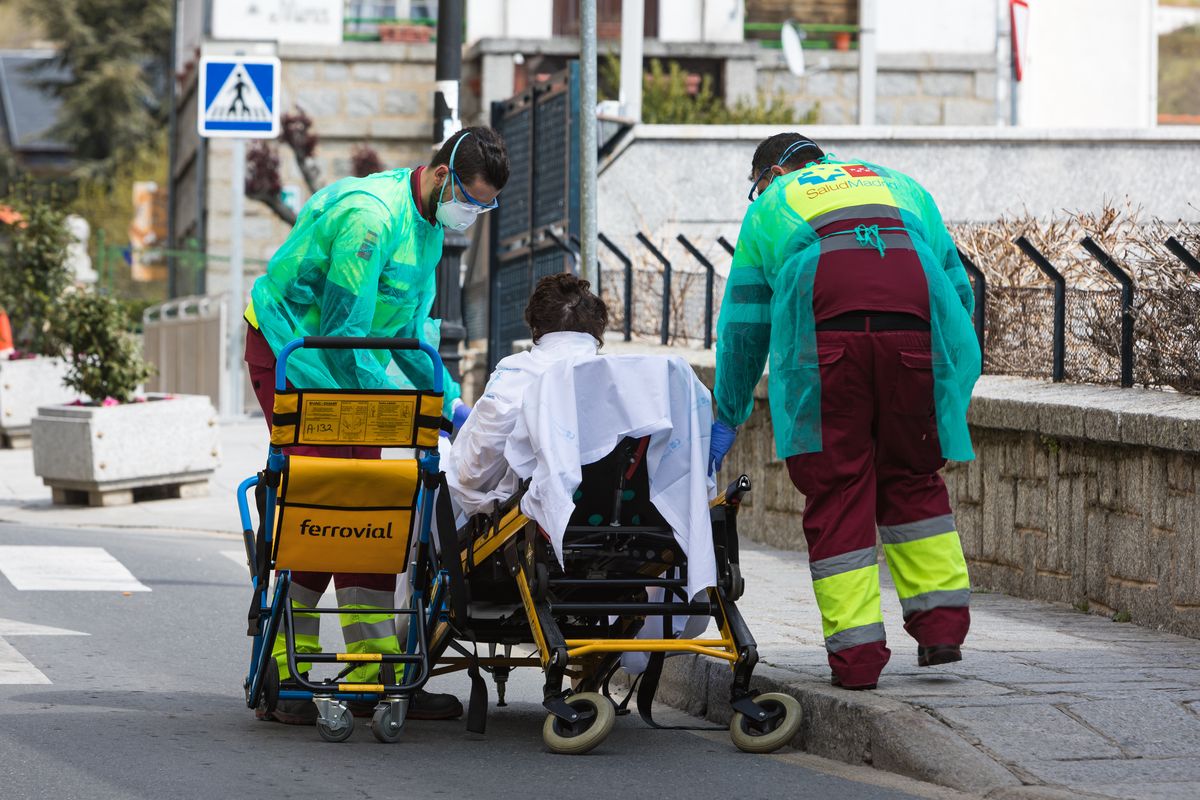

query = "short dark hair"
[750, 132, 825, 180]
[431, 126, 510, 190]
[524, 273, 609, 343]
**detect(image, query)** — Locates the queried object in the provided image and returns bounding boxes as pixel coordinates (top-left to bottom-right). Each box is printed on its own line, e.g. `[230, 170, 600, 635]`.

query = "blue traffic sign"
[197, 56, 281, 138]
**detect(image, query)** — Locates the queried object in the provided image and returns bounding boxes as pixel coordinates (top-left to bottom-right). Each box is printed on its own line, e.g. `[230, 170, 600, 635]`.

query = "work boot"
[830, 673, 877, 691]
[259, 699, 319, 725]
[917, 644, 962, 667]
[408, 690, 464, 720]
[254, 661, 319, 724]
[348, 690, 463, 720]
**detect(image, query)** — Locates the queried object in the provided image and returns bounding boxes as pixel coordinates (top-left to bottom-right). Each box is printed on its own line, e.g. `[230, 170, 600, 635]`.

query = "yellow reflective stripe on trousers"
[811, 563, 884, 641]
[881, 527, 971, 612]
[273, 599, 321, 680]
[336, 587, 401, 683]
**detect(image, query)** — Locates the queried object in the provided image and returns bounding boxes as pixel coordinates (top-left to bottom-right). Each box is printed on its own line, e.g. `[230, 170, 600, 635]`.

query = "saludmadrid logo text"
[298, 519, 394, 539]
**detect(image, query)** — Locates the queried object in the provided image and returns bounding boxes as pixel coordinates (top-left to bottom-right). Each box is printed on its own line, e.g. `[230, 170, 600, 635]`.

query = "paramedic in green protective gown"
[243, 127, 509, 724]
[709, 132, 981, 690]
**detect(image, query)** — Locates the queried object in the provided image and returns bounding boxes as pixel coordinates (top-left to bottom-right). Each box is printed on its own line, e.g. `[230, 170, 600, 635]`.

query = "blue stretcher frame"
[238, 336, 452, 716]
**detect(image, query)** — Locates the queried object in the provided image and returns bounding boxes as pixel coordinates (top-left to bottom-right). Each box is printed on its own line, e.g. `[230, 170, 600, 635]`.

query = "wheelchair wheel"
[316, 707, 355, 743]
[370, 702, 405, 744]
[729, 692, 802, 754]
[542, 692, 615, 755]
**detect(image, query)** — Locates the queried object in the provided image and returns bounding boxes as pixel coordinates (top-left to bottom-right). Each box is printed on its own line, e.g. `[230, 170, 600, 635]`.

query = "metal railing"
[588, 230, 1200, 394]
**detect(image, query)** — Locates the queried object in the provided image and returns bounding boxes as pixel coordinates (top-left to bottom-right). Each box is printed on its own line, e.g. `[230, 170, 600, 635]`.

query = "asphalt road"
[0, 522, 954, 800]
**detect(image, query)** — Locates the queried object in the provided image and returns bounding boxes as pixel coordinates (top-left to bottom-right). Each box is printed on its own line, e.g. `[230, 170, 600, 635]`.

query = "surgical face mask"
[434, 130, 498, 231]
[435, 181, 482, 232]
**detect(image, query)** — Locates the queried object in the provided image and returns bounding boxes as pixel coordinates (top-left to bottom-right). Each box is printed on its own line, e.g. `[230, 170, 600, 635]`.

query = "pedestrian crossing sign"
[197, 56, 281, 138]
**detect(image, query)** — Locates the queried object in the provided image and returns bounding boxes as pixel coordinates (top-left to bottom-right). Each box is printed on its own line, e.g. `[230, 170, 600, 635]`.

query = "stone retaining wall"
[689, 363, 1200, 638]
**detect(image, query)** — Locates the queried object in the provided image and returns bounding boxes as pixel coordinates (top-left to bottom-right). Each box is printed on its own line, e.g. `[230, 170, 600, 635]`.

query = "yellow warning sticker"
[298, 394, 417, 445]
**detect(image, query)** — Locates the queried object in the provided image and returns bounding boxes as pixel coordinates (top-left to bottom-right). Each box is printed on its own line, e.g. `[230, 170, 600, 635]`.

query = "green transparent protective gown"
[249, 168, 461, 414]
[714, 157, 981, 461]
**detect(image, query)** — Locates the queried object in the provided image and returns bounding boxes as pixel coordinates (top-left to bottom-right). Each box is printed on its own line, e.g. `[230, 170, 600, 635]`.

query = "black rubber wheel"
[370, 703, 405, 744]
[258, 658, 280, 714]
[316, 708, 354, 743]
[542, 692, 615, 755]
[730, 693, 802, 754]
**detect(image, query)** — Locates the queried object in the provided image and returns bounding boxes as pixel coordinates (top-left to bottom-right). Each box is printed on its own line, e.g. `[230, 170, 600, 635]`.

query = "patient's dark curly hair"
[524, 272, 609, 343]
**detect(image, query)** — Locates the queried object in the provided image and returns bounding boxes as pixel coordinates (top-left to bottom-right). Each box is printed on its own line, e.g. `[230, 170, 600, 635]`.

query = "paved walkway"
[0, 418, 267, 533]
[654, 543, 1200, 800]
[3, 422, 1199, 798]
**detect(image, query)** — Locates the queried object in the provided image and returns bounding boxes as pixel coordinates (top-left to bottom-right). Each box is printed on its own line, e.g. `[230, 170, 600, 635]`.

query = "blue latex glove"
[451, 399, 471, 431]
[709, 420, 738, 476]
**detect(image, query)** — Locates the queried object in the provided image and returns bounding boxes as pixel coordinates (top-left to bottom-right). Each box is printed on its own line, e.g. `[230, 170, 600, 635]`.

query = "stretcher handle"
[303, 336, 419, 351]
[275, 336, 444, 394]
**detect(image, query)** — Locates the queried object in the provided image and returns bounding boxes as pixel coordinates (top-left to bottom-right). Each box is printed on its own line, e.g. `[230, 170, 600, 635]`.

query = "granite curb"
[635, 655, 1125, 799]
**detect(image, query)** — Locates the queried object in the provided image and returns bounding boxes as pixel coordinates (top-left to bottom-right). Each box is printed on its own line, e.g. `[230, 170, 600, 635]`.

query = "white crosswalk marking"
[0, 618, 88, 685]
[0, 546, 150, 592]
[222, 549, 249, 569]
[0, 638, 49, 684]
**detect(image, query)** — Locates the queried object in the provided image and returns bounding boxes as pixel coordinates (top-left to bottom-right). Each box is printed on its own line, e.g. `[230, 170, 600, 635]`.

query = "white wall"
[1018, 0, 1156, 128]
[465, 0, 552, 43]
[876, 0, 996, 54]
[658, 0, 743, 42]
[175, 0, 205, 72]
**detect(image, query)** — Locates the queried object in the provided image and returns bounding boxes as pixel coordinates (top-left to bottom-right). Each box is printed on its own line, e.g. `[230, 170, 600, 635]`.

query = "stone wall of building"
[755, 50, 997, 126]
[598, 124, 1200, 243]
[683, 361, 1200, 638]
[174, 42, 439, 298]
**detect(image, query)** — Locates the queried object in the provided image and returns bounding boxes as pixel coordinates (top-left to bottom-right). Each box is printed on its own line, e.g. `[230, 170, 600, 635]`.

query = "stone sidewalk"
[0, 418, 267, 534]
[4, 421, 1200, 798]
[652, 542, 1200, 800]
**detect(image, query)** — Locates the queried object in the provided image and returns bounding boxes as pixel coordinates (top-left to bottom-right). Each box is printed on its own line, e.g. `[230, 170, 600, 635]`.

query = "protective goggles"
[447, 132, 499, 212]
[747, 137, 819, 202]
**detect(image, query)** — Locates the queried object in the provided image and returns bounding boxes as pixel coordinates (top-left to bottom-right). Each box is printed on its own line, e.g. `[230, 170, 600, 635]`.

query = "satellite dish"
[781, 21, 806, 77]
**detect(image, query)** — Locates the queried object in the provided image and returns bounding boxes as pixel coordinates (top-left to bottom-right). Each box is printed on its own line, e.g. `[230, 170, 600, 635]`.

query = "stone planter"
[31, 393, 221, 506]
[0, 356, 71, 448]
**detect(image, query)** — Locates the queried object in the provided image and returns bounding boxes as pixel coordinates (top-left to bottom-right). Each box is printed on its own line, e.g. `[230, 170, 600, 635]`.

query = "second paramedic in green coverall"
[244, 127, 509, 724]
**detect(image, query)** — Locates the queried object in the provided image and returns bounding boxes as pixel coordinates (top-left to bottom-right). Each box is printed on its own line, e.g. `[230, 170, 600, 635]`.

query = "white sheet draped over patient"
[504, 354, 718, 603]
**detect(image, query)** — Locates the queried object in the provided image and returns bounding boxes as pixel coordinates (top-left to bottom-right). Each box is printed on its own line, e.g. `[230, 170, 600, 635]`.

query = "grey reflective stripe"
[807, 203, 902, 231]
[290, 611, 321, 639]
[899, 588, 971, 617]
[820, 231, 913, 254]
[341, 619, 397, 644]
[810, 546, 878, 581]
[825, 623, 887, 653]
[335, 586, 395, 608]
[879, 514, 957, 545]
[288, 583, 324, 607]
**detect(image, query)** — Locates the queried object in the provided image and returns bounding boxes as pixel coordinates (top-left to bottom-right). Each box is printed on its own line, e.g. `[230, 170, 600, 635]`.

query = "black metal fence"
[487, 64, 581, 367]
[583, 230, 1200, 395]
[968, 236, 1199, 392]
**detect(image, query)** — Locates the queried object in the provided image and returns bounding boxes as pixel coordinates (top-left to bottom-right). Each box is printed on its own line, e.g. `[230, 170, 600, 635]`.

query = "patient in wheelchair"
[446, 273, 718, 673]
[446, 272, 608, 516]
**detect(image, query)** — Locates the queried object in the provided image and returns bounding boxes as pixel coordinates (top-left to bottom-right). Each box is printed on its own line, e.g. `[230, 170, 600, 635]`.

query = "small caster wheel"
[730, 692, 802, 754]
[542, 692, 615, 755]
[370, 701, 406, 744]
[316, 707, 354, 743]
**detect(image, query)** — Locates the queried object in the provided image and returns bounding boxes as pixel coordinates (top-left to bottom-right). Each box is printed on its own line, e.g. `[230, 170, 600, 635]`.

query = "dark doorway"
[553, 0, 659, 38]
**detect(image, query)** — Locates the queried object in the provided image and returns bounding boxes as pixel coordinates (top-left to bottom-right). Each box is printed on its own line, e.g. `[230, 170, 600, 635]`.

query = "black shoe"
[256, 698, 318, 725]
[917, 644, 962, 667]
[830, 673, 877, 691]
[408, 690, 463, 720]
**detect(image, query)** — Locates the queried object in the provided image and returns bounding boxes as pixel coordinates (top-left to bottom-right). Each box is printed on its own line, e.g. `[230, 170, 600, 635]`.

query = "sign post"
[197, 55, 281, 418]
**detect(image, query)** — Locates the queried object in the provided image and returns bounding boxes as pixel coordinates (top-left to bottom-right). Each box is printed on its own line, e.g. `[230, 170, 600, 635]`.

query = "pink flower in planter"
[101, 397, 120, 407]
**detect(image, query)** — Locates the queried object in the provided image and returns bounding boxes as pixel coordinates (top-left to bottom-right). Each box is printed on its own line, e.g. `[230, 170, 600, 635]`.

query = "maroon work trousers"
[785, 330, 969, 686]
